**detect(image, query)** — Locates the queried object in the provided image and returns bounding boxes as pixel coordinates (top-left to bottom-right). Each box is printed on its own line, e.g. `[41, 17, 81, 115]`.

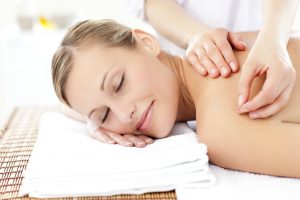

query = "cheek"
[103, 116, 132, 134]
[146, 68, 179, 137]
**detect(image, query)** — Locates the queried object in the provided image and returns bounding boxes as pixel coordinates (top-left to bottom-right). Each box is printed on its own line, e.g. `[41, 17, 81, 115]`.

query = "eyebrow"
[87, 64, 116, 119]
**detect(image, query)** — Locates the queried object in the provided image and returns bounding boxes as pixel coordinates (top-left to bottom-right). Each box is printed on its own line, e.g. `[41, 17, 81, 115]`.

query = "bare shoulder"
[194, 76, 300, 177]
[192, 32, 300, 177]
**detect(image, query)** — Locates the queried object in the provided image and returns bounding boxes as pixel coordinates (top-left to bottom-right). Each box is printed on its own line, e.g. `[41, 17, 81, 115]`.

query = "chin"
[151, 121, 174, 139]
[153, 131, 170, 139]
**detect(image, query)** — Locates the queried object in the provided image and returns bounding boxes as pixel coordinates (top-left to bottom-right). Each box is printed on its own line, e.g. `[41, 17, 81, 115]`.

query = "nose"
[112, 102, 135, 124]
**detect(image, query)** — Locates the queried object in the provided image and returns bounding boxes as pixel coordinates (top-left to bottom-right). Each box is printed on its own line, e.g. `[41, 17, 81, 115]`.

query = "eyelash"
[101, 73, 125, 124]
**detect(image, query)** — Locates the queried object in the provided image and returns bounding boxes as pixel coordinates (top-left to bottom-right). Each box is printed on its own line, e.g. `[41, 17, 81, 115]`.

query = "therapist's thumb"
[238, 63, 256, 108]
[228, 32, 246, 51]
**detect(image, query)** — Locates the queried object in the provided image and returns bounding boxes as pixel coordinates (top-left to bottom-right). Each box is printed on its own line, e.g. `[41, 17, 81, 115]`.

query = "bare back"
[183, 31, 300, 178]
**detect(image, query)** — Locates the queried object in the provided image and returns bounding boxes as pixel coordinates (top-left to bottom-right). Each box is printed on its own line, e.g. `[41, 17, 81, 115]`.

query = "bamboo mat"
[0, 106, 177, 200]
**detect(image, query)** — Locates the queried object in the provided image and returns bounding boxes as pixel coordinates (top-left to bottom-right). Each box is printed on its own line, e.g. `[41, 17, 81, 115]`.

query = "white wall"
[0, 0, 134, 110]
[1, 0, 300, 110]
[0, 0, 129, 27]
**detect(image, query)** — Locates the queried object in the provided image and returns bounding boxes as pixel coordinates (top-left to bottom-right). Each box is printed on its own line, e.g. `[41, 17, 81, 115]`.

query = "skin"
[145, 0, 299, 119]
[145, 0, 246, 76]
[65, 30, 186, 139]
[187, 32, 300, 178]
[65, 30, 300, 178]
[66, 0, 300, 146]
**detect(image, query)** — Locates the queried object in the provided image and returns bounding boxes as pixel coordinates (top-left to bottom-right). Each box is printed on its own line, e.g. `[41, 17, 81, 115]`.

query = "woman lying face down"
[52, 20, 300, 178]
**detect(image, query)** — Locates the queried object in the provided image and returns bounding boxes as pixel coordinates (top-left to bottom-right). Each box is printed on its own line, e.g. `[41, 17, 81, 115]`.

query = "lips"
[136, 100, 154, 130]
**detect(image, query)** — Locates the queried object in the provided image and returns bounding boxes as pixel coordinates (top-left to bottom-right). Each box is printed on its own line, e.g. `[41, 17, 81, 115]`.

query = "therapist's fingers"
[237, 62, 257, 109]
[243, 76, 294, 117]
[247, 84, 292, 119]
[186, 51, 208, 76]
[194, 48, 217, 76]
[214, 36, 238, 74]
[228, 32, 247, 52]
[239, 68, 289, 113]
[203, 41, 228, 78]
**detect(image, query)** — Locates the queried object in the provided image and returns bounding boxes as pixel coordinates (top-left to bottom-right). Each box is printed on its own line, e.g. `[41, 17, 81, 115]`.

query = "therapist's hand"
[238, 33, 296, 119]
[186, 28, 246, 78]
[87, 120, 154, 148]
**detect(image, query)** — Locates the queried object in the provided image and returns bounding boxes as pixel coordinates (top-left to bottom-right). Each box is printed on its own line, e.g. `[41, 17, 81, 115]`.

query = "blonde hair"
[52, 19, 136, 106]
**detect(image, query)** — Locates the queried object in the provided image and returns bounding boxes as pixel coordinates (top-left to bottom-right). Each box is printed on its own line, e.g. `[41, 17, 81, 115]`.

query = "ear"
[132, 29, 161, 56]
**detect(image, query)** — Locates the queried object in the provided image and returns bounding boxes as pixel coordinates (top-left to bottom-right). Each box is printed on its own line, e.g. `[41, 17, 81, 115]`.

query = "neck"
[158, 51, 196, 122]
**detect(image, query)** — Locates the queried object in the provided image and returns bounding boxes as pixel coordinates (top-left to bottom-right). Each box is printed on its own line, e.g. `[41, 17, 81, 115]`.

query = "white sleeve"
[127, 0, 186, 20]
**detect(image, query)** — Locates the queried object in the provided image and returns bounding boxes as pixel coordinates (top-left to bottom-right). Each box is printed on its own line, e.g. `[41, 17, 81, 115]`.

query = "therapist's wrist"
[184, 26, 210, 49]
[259, 26, 290, 48]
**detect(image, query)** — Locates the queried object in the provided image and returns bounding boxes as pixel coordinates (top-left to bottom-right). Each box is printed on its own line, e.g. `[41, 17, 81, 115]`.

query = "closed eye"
[101, 108, 110, 124]
[116, 73, 125, 92]
[101, 73, 125, 124]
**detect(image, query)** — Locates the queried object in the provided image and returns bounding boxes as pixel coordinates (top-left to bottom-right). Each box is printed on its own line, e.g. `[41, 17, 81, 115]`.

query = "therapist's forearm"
[261, 0, 299, 46]
[145, 0, 209, 49]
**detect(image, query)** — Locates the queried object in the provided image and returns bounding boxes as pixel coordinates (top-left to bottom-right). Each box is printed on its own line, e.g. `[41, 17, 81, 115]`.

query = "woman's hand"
[86, 120, 154, 148]
[186, 28, 246, 78]
[61, 104, 153, 147]
[238, 32, 296, 119]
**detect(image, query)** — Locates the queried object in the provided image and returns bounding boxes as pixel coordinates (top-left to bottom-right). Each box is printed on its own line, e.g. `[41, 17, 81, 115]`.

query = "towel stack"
[19, 112, 215, 198]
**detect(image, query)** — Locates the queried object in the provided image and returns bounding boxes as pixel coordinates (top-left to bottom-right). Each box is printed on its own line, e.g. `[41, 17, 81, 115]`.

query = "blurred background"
[0, 0, 300, 112]
[0, 0, 150, 112]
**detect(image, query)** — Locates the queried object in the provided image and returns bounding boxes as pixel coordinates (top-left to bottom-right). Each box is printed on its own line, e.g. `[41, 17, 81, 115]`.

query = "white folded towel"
[19, 112, 215, 198]
[176, 165, 300, 200]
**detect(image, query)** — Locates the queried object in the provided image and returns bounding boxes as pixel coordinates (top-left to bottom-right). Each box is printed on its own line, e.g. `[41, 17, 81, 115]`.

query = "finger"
[248, 101, 281, 119]
[194, 49, 218, 76]
[248, 82, 293, 119]
[215, 37, 238, 73]
[123, 134, 147, 148]
[239, 71, 288, 113]
[228, 32, 246, 51]
[90, 128, 116, 144]
[196, 43, 220, 78]
[107, 131, 134, 147]
[187, 50, 208, 76]
[137, 135, 154, 144]
[238, 63, 257, 109]
[203, 41, 229, 77]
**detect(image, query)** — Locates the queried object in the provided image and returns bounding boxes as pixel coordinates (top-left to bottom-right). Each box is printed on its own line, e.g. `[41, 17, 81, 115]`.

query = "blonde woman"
[52, 20, 300, 178]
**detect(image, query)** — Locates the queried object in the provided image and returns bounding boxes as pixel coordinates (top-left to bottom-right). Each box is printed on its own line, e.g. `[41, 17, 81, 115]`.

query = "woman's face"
[65, 33, 180, 138]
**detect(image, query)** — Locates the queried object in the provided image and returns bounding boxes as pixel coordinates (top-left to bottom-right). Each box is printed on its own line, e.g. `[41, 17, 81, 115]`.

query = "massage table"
[0, 106, 176, 200]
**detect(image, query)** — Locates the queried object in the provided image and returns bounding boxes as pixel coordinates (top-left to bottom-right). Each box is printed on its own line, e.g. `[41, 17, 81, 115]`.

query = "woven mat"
[0, 106, 177, 200]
